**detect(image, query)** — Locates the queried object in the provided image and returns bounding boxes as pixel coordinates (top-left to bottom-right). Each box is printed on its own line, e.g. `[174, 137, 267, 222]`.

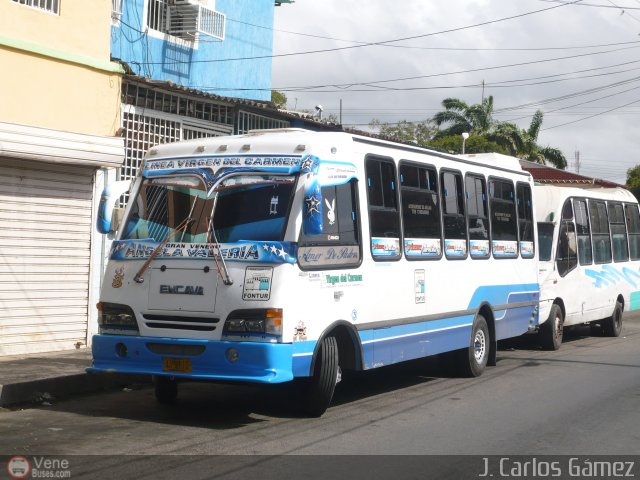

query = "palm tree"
[432, 96, 495, 137]
[483, 110, 566, 169]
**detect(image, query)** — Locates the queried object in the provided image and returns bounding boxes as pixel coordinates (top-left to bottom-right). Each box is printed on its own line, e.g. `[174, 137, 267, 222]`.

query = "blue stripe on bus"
[292, 283, 539, 376]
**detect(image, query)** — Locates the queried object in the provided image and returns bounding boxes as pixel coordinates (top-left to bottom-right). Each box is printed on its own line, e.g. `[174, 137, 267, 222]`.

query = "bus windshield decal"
[143, 155, 304, 174]
[109, 240, 297, 264]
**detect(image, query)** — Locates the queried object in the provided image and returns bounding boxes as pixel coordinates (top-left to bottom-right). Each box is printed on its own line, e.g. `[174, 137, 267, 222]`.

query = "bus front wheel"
[457, 314, 489, 377]
[540, 304, 563, 351]
[603, 301, 623, 337]
[302, 335, 339, 417]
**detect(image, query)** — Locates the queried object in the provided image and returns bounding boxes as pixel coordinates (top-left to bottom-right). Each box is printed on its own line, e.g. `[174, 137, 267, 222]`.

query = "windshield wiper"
[207, 192, 233, 286]
[133, 217, 194, 284]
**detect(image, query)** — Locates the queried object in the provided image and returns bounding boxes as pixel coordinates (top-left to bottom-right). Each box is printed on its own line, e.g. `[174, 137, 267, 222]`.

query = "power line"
[120, 0, 586, 65]
[226, 17, 640, 52]
[186, 45, 640, 93]
[500, 82, 640, 122]
[543, 97, 640, 129]
[539, 0, 640, 8]
[494, 75, 640, 112]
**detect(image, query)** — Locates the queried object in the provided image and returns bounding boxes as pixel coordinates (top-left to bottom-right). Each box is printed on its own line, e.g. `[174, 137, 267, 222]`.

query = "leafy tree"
[432, 96, 495, 137]
[368, 97, 567, 169]
[487, 111, 567, 168]
[627, 165, 640, 201]
[369, 119, 436, 146]
[271, 90, 287, 108]
[427, 135, 508, 155]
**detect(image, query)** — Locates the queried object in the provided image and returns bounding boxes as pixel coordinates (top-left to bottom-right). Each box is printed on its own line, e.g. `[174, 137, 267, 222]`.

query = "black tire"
[603, 301, 623, 337]
[302, 336, 339, 417]
[154, 376, 178, 404]
[540, 304, 564, 350]
[456, 314, 490, 378]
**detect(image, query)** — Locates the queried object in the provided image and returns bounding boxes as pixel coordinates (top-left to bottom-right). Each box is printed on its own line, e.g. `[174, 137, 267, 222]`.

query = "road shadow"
[28, 354, 470, 427]
[499, 323, 602, 352]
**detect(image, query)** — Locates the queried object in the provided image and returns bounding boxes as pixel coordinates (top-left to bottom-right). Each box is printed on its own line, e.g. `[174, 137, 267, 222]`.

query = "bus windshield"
[537, 222, 555, 261]
[122, 174, 296, 244]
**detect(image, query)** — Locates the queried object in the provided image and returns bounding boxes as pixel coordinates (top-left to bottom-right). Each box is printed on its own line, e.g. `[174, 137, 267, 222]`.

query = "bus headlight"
[97, 302, 139, 335]
[224, 309, 283, 337]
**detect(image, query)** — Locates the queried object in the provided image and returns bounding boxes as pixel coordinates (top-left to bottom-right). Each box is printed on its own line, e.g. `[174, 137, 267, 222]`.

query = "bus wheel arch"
[309, 321, 363, 375]
[301, 321, 361, 417]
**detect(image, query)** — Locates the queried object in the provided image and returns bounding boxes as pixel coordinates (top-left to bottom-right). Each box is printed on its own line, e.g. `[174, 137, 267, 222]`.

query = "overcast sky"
[272, 0, 640, 185]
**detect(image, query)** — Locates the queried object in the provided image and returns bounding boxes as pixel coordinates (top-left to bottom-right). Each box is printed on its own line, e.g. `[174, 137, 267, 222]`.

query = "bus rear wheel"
[457, 314, 489, 377]
[540, 304, 563, 351]
[301, 335, 339, 417]
[603, 301, 623, 337]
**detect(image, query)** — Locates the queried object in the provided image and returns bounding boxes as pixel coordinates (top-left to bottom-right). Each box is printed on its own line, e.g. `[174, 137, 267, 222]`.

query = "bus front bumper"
[88, 335, 294, 384]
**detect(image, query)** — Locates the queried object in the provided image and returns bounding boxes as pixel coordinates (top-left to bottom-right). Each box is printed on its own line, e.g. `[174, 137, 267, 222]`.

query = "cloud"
[273, 0, 640, 183]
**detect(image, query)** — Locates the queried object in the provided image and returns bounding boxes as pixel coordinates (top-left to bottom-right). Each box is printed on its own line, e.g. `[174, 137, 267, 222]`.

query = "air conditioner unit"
[168, 0, 225, 41]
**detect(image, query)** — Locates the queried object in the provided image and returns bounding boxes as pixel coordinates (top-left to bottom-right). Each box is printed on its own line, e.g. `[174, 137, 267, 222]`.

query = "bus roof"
[534, 184, 637, 222]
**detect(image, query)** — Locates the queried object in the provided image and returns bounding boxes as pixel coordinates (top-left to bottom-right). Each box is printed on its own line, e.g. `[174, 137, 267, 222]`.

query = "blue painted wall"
[111, 0, 275, 101]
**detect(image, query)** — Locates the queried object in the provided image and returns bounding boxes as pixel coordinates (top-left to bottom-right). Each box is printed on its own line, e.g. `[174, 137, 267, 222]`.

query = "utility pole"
[574, 149, 581, 174]
[481, 80, 485, 102]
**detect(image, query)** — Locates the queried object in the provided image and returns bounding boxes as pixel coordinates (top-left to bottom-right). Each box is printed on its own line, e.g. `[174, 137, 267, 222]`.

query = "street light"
[462, 132, 469, 154]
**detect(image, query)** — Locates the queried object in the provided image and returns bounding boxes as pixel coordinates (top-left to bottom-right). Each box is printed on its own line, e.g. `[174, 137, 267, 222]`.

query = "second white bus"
[535, 185, 640, 349]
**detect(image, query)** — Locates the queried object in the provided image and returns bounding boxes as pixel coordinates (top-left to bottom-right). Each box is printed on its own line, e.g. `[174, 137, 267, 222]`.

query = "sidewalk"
[0, 348, 149, 407]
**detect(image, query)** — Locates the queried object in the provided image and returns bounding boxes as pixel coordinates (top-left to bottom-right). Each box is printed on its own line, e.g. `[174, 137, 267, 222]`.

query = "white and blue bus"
[535, 185, 640, 350]
[92, 130, 539, 416]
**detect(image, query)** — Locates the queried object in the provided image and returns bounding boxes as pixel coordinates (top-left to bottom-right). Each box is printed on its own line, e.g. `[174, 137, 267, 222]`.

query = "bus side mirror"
[97, 180, 131, 234]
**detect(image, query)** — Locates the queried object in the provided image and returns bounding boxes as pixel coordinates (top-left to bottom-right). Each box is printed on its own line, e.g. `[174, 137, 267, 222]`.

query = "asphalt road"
[1, 313, 640, 477]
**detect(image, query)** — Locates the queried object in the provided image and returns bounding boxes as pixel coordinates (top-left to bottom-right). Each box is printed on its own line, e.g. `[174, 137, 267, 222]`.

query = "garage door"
[0, 158, 95, 356]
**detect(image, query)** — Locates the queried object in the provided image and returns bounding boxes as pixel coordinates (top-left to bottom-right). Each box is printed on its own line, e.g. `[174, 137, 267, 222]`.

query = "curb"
[0, 372, 150, 407]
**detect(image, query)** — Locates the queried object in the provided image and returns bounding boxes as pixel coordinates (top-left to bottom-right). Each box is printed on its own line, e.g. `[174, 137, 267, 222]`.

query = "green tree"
[271, 90, 287, 108]
[427, 135, 508, 155]
[432, 96, 495, 137]
[627, 165, 640, 201]
[487, 111, 567, 169]
[369, 119, 436, 146]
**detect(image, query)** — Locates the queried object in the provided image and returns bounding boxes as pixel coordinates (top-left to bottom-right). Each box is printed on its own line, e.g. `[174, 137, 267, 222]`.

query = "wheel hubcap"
[474, 329, 486, 363]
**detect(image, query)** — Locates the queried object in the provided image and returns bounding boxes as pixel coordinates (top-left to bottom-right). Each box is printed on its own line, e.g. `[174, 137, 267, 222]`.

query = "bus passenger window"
[400, 163, 442, 259]
[489, 179, 518, 258]
[366, 157, 401, 260]
[608, 202, 628, 262]
[556, 221, 578, 276]
[573, 199, 593, 265]
[589, 200, 612, 264]
[466, 174, 489, 258]
[516, 183, 535, 258]
[441, 171, 467, 259]
[625, 203, 640, 260]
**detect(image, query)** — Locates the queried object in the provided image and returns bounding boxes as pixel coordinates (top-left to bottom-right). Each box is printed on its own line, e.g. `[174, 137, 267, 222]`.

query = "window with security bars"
[237, 111, 290, 135]
[13, 0, 59, 14]
[119, 111, 181, 184]
[118, 109, 232, 186]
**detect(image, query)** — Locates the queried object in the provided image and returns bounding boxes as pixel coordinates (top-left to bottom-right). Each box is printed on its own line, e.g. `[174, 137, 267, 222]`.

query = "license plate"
[162, 357, 192, 373]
